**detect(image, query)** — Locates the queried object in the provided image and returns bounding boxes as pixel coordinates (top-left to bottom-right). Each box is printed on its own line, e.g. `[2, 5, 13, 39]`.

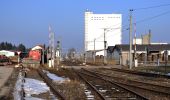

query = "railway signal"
[17, 51, 21, 65]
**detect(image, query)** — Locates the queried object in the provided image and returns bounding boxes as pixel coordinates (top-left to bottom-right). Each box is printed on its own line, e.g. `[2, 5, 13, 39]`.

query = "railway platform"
[0, 67, 14, 98]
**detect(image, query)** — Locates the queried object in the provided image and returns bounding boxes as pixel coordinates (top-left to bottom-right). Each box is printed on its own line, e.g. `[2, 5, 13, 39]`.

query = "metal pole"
[94, 38, 96, 63]
[49, 26, 55, 68]
[129, 9, 133, 69]
[145, 47, 147, 66]
[42, 48, 44, 65]
[134, 22, 137, 67]
[84, 53, 86, 64]
[104, 29, 107, 65]
[53, 32, 55, 68]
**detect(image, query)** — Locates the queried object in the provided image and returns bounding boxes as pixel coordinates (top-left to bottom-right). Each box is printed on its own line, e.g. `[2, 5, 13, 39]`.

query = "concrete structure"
[85, 10, 122, 55]
[133, 33, 151, 45]
[0, 50, 15, 57]
[142, 33, 151, 44]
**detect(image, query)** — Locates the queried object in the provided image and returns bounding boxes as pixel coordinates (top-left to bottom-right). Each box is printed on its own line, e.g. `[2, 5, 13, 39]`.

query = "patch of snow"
[95, 85, 100, 87]
[116, 89, 120, 92]
[111, 87, 116, 90]
[81, 84, 94, 100]
[86, 95, 94, 98]
[43, 70, 70, 84]
[24, 78, 50, 95]
[13, 72, 23, 100]
[13, 71, 57, 100]
[25, 97, 45, 100]
[167, 73, 170, 76]
[47, 72, 65, 81]
[99, 89, 107, 93]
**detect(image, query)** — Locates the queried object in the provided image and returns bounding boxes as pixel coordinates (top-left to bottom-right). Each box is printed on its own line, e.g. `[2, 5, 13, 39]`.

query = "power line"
[89, 5, 170, 43]
[94, 24, 129, 40]
[136, 10, 170, 24]
[104, 10, 170, 40]
[134, 3, 170, 11]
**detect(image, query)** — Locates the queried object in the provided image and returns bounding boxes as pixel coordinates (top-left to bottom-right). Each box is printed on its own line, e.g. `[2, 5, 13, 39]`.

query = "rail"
[72, 68, 106, 100]
[108, 68, 170, 78]
[77, 68, 148, 100]
[37, 68, 65, 100]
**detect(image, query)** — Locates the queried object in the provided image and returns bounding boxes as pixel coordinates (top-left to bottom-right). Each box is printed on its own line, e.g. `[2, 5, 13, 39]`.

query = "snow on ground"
[13, 72, 23, 100]
[13, 71, 57, 100]
[81, 84, 94, 100]
[167, 73, 170, 76]
[43, 70, 70, 83]
[24, 78, 49, 95]
[24, 97, 45, 100]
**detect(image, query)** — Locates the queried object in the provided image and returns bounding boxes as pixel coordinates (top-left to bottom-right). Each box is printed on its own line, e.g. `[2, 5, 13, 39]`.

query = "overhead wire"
[134, 3, 170, 11]
[135, 10, 170, 24]
[106, 6, 170, 40]
[93, 13, 129, 41]
[87, 3, 170, 45]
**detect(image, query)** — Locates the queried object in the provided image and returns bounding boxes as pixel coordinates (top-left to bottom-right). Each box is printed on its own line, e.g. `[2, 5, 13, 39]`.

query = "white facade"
[133, 38, 142, 45]
[85, 11, 122, 55]
[0, 50, 15, 57]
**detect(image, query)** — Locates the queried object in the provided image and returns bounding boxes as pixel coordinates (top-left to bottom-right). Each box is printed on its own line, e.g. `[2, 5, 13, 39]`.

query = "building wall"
[0, 50, 15, 57]
[133, 38, 142, 44]
[121, 52, 129, 66]
[142, 33, 151, 44]
[85, 11, 122, 55]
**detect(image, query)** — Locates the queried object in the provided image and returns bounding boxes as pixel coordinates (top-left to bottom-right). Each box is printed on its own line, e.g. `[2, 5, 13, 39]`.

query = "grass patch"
[56, 80, 86, 100]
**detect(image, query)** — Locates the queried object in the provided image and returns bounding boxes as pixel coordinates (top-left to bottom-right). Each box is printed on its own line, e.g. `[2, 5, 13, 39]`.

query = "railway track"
[108, 68, 170, 79]
[74, 68, 148, 100]
[18, 67, 66, 100]
[82, 68, 170, 99]
[37, 68, 65, 100]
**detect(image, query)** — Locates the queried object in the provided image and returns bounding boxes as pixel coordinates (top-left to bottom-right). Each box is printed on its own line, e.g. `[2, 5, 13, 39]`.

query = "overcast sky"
[0, 0, 170, 52]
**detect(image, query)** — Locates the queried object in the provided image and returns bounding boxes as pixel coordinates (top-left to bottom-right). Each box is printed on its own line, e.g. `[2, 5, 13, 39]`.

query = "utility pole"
[104, 28, 107, 65]
[134, 22, 138, 67]
[145, 47, 147, 66]
[56, 40, 61, 66]
[42, 44, 45, 65]
[101, 27, 119, 65]
[129, 9, 133, 69]
[93, 38, 96, 63]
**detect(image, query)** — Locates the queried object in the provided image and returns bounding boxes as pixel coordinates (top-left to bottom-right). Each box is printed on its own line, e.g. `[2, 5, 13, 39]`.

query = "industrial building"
[84, 10, 122, 56]
[107, 44, 170, 66]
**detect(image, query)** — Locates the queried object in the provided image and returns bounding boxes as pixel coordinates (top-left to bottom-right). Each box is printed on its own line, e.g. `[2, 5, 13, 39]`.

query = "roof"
[0, 50, 15, 53]
[108, 44, 170, 53]
[31, 45, 44, 50]
[107, 46, 114, 53]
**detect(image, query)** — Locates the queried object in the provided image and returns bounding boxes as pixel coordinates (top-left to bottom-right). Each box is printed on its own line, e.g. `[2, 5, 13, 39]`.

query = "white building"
[85, 10, 122, 55]
[133, 38, 142, 45]
[0, 50, 15, 57]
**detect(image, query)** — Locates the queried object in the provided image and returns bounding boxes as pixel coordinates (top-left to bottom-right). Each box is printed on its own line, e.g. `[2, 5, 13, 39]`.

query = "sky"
[0, 0, 170, 52]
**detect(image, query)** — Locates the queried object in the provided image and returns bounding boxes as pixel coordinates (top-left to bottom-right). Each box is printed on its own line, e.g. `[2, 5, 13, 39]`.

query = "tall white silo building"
[84, 10, 122, 55]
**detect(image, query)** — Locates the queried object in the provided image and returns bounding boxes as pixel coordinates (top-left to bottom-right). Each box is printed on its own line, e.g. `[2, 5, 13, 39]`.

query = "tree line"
[0, 42, 26, 52]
